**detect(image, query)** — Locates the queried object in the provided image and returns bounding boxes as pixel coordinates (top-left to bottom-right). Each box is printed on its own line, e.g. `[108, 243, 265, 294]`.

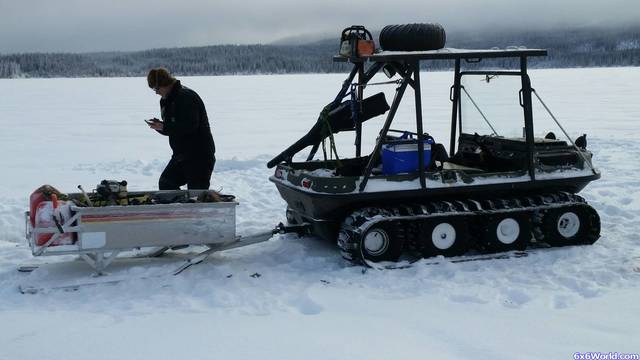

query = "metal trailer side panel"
[75, 202, 237, 251]
[28, 201, 237, 256]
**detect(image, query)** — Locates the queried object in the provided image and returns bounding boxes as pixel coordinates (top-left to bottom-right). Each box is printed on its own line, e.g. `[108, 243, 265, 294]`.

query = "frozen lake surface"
[0, 67, 639, 360]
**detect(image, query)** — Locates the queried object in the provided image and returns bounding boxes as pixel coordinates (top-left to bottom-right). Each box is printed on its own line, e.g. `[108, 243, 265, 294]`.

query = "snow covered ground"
[0, 67, 639, 360]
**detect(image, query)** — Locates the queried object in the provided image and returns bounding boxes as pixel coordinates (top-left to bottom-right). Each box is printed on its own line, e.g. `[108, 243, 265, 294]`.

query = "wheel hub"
[557, 212, 580, 238]
[496, 218, 520, 244]
[363, 229, 389, 256]
[432, 223, 456, 250]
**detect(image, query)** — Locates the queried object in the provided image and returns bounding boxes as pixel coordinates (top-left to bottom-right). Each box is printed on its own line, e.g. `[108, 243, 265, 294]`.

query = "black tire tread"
[379, 23, 446, 52]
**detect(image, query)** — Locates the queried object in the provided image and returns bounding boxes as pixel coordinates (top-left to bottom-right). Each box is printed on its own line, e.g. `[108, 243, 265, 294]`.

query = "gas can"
[34, 195, 75, 247]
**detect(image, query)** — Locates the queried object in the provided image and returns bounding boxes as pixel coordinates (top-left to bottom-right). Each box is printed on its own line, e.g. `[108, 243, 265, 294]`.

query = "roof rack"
[334, 48, 547, 63]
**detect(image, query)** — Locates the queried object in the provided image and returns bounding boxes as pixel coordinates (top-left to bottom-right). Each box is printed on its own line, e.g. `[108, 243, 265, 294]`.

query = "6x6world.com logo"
[574, 353, 639, 360]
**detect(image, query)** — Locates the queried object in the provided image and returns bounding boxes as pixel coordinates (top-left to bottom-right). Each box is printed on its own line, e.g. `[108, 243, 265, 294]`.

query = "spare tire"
[379, 23, 446, 52]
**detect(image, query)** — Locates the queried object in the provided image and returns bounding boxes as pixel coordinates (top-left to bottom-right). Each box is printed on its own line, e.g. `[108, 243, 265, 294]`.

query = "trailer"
[21, 188, 299, 293]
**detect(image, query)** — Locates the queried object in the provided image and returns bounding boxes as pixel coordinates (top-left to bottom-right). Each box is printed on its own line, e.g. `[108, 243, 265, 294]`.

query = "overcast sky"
[0, 0, 638, 53]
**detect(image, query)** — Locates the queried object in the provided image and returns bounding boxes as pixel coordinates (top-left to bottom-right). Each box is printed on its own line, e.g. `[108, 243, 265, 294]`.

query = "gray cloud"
[0, 0, 638, 53]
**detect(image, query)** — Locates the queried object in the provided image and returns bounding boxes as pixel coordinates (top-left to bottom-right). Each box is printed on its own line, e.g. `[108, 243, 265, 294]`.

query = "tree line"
[0, 26, 638, 79]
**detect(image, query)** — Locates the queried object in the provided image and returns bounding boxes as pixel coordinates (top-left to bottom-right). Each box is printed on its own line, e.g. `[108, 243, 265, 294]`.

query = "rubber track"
[337, 191, 597, 266]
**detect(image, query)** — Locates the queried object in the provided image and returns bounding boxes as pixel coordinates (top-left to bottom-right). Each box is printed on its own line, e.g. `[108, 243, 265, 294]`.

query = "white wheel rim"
[432, 223, 456, 250]
[557, 212, 580, 238]
[496, 218, 520, 244]
[363, 229, 389, 256]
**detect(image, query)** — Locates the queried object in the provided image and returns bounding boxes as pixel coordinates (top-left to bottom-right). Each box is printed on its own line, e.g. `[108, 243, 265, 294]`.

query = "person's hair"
[147, 68, 176, 88]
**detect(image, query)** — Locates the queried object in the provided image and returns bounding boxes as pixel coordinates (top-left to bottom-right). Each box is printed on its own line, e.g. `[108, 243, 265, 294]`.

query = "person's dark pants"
[159, 156, 215, 190]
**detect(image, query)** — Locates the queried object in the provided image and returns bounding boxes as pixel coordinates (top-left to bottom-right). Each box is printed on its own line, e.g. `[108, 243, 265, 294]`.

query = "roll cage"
[332, 48, 547, 191]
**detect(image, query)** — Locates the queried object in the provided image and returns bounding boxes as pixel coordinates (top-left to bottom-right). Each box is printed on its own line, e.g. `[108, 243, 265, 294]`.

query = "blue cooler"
[382, 134, 434, 175]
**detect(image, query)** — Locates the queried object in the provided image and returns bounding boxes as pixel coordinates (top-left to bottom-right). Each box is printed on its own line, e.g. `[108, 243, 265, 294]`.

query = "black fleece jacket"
[158, 81, 215, 162]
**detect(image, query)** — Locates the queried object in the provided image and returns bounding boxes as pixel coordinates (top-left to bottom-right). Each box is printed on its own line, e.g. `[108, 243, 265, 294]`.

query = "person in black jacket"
[146, 68, 216, 190]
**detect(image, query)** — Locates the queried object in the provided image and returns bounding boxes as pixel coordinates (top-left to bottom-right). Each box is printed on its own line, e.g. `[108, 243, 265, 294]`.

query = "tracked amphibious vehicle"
[268, 24, 601, 265]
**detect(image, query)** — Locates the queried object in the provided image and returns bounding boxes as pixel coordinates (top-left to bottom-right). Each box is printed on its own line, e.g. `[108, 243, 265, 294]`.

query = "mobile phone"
[145, 119, 158, 125]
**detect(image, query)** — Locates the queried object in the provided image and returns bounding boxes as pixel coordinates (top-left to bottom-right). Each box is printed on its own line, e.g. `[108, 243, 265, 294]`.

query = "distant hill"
[1, 26, 638, 78]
